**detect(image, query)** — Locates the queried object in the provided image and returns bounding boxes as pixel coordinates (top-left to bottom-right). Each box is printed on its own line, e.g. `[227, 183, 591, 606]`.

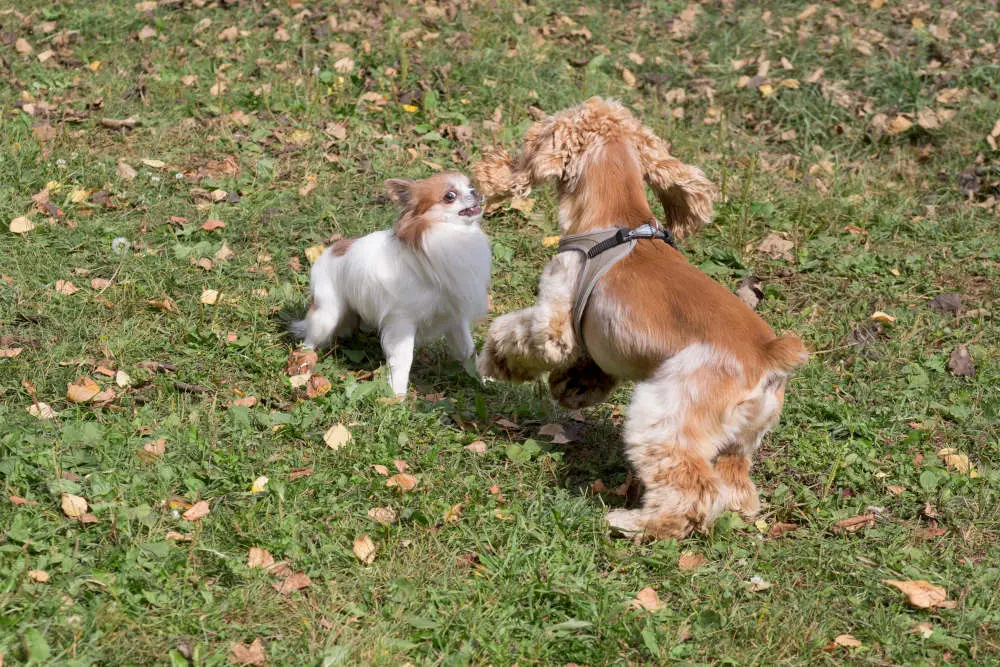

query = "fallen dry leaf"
[200, 289, 219, 305]
[987, 118, 1000, 150]
[444, 503, 463, 523]
[937, 447, 979, 477]
[678, 552, 708, 571]
[882, 579, 957, 609]
[201, 219, 226, 231]
[66, 376, 101, 403]
[299, 174, 318, 197]
[91, 278, 112, 290]
[393, 460, 410, 473]
[323, 423, 351, 450]
[833, 634, 862, 648]
[9, 216, 35, 234]
[870, 310, 896, 324]
[28, 570, 50, 583]
[272, 571, 312, 594]
[768, 522, 800, 538]
[747, 575, 772, 592]
[887, 485, 905, 496]
[757, 232, 795, 261]
[542, 235, 561, 247]
[116, 161, 137, 180]
[289, 467, 313, 481]
[368, 506, 398, 524]
[218, 26, 239, 42]
[629, 587, 663, 611]
[286, 348, 317, 375]
[305, 374, 332, 398]
[182, 500, 210, 521]
[247, 547, 275, 569]
[250, 476, 268, 494]
[372, 464, 390, 476]
[887, 115, 913, 135]
[165, 531, 192, 541]
[947, 345, 975, 377]
[464, 440, 487, 454]
[304, 245, 325, 264]
[55, 280, 79, 295]
[115, 370, 132, 387]
[140, 438, 166, 461]
[353, 535, 377, 564]
[832, 514, 875, 534]
[15, 37, 33, 54]
[912, 622, 934, 638]
[386, 473, 417, 491]
[214, 241, 234, 262]
[229, 637, 267, 666]
[27, 402, 57, 419]
[61, 493, 88, 519]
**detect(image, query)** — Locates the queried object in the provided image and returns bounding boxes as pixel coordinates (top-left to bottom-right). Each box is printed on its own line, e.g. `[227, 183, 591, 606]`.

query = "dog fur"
[473, 98, 807, 539]
[293, 172, 490, 396]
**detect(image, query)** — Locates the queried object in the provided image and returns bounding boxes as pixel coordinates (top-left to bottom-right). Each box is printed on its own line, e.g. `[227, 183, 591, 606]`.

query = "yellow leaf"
[443, 503, 463, 523]
[88, 60, 102, 72]
[759, 83, 775, 97]
[323, 423, 351, 450]
[287, 129, 313, 146]
[402, 104, 419, 113]
[621, 67, 636, 87]
[911, 17, 925, 29]
[141, 158, 166, 169]
[542, 236, 561, 247]
[61, 493, 88, 518]
[250, 475, 269, 494]
[298, 174, 318, 197]
[9, 216, 35, 234]
[304, 245, 326, 264]
[779, 78, 800, 88]
[353, 534, 377, 564]
[115, 370, 132, 388]
[870, 311, 895, 324]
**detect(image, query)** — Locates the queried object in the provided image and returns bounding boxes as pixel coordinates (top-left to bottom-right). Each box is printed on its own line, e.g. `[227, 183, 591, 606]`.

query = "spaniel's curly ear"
[638, 138, 715, 238]
[472, 148, 530, 202]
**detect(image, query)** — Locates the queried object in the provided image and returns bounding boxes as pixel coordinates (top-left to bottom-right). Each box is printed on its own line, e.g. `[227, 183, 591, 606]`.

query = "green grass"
[2, 0, 999, 664]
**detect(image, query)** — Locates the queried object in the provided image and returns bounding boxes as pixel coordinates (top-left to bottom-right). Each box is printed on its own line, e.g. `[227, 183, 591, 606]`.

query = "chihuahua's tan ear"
[637, 137, 715, 238]
[384, 179, 415, 208]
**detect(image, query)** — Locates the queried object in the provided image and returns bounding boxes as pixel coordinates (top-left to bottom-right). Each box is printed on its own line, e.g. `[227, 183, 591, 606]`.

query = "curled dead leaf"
[629, 587, 663, 611]
[182, 500, 210, 521]
[386, 473, 417, 491]
[678, 552, 708, 571]
[272, 571, 312, 594]
[61, 493, 88, 518]
[833, 634, 862, 649]
[323, 423, 351, 450]
[66, 376, 101, 403]
[353, 535, 377, 564]
[55, 280, 79, 295]
[882, 579, 957, 609]
[832, 514, 875, 534]
[27, 402, 57, 419]
[229, 638, 267, 666]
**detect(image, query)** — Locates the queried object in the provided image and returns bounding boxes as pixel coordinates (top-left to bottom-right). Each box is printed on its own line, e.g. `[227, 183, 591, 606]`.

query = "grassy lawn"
[2, 0, 999, 664]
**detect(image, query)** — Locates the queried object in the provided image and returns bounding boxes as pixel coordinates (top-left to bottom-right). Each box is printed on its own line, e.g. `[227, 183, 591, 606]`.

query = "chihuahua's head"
[386, 172, 483, 249]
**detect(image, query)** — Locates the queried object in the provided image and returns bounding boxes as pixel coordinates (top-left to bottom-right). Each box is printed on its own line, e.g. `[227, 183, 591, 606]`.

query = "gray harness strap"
[557, 221, 675, 344]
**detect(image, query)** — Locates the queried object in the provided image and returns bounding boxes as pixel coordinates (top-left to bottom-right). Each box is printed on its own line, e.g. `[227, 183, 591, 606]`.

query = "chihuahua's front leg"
[381, 319, 416, 397]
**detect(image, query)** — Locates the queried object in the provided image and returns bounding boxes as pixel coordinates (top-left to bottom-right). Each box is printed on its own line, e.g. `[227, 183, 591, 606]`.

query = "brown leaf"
[102, 117, 138, 130]
[116, 161, 137, 180]
[386, 473, 417, 491]
[9, 216, 35, 234]
[323, 423, 351, 450]
[757, 233, 795, 261]
[289, 467, 313, 480]
[201, 219, 226, 231]
[55, 280, 79, 295]
[916, 108, 940, 130]
[298, 174, 318, 197]
[353, 535, 377, 564]
[140, 437, 166, 461]
[305, 374, 332, 398]
[247, 547, 275, 569]
[272, 571, 312, 594]
[768, 522, 800, 538]
[147, 297, 177, 313]
[28, 570, 50, 583]
[833, 634, 862, 648]
[61, 493, 88, 518]
[229, 637, 267, 666]
[214, 241, 235, 262]
[464, 440, 488, 454]
[678, 552, 708, 571]
[368, 506, 398, 524]
[887, 115, 913, 135]
[1, 347, 24, 358]
[947, 345, 975, 377]
[67, 376, 101, 403]
[182, 500, 210, 521]
[286, 348, 317, 375]
[443, 503, 463, 523]
[165, 531, 192, 541]
[629, 587, 663, 611]
[832, 514, 875, 534]
[393, 460, 410, 473]
[887, 485, 905, 496]
[372, 464, 390, 476]
[218, 26, 239, 42]
[10, 495, 37, 505]
[882, 580, 957, 609]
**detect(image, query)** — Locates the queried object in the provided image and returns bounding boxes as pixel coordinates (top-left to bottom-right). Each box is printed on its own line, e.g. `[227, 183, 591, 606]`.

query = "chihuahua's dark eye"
[470, 188, 478, 199]
[444, 191, 457, 202]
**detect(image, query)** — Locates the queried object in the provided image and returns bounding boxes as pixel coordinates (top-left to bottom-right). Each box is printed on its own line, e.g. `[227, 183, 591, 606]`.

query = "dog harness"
[557, 219, 676, 343]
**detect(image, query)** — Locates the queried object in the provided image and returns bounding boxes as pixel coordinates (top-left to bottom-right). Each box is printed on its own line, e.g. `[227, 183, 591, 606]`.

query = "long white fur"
[296, 176, 491, 396]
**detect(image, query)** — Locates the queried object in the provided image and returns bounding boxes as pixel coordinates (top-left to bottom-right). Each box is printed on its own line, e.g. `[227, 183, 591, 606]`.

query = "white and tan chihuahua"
[292, 172, 490, 396]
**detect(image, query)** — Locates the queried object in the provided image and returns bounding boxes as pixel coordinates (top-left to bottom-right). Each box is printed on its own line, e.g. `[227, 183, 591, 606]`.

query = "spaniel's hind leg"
[548, 355, 617, 409]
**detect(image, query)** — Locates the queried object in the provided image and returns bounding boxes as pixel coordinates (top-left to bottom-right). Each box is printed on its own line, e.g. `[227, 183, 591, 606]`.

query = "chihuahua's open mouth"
[458, 205, 482, 217]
